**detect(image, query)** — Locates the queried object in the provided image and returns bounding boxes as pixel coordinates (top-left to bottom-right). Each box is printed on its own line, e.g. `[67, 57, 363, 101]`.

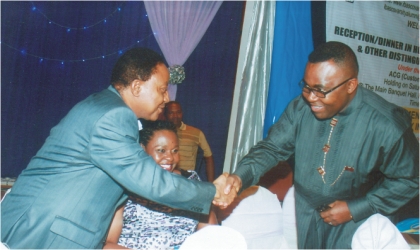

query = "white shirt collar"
[138, 120, 143, 130]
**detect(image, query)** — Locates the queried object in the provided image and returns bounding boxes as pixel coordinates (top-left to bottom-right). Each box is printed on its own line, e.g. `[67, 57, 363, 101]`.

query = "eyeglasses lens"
[300, 81, 325, 98]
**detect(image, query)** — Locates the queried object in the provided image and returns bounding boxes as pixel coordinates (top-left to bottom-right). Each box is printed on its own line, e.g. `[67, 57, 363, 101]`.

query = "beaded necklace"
[317, 117, 347, 186]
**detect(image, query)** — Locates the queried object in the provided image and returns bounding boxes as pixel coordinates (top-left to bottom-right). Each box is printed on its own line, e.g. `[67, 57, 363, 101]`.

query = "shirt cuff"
[199, 181, 216, 214]
[347, 197, 375, 222]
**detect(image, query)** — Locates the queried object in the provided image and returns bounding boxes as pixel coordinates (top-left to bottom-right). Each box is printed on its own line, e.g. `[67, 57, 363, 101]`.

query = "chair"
[180, 225, 247, 250]
[221, 186, 290, 249]
[352, 214, 411, 249]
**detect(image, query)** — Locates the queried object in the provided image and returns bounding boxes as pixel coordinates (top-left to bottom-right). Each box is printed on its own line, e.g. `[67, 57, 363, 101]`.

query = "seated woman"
[104, 120, 218, 250]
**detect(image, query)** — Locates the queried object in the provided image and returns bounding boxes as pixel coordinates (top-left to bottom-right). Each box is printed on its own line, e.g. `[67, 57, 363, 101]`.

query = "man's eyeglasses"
[299, 77, 354, 98]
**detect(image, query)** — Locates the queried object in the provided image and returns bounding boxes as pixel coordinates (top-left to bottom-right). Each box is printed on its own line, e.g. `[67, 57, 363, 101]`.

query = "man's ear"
[140, 143, 146, 150]
[130, 79, 143, 97]
[347, 78, 358, 94]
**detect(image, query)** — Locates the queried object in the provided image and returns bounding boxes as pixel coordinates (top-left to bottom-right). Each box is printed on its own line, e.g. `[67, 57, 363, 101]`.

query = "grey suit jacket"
[1, 86, 215, 249]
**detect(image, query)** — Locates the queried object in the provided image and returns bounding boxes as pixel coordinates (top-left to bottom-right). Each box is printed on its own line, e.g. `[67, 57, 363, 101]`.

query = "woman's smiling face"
[143, 130, 179, 172]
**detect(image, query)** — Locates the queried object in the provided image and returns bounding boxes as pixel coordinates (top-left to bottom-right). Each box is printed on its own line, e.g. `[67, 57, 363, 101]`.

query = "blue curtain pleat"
[263, 1, 314, 137]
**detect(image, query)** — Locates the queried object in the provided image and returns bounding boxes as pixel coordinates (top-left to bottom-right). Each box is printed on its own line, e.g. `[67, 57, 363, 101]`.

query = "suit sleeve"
[89, 107, 215, 214]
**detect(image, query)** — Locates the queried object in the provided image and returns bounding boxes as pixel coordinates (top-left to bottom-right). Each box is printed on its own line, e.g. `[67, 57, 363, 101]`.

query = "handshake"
[212, 173, 242, 209]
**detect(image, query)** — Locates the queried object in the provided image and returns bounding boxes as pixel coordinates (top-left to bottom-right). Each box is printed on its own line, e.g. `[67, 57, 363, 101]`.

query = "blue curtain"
[1, 1, 244, 178]
[263, 1, 314, 137]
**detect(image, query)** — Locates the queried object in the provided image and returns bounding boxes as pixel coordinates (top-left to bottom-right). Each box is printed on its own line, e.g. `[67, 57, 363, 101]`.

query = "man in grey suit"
[223, 41, 419, 248]
[1, 48, 234, 249]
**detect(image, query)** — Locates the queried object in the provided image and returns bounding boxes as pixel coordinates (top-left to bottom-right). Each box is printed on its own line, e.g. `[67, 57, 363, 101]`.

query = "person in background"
[104, 120, 218, 249]
[165, 101, 215, 182]
[1, 47, 234, 249]
[224, 41, 419, 248]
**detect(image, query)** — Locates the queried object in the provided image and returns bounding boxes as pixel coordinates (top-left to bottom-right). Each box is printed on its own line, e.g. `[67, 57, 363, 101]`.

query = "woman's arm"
[103, 206, 128, 249]
[196, 205, 218, 230]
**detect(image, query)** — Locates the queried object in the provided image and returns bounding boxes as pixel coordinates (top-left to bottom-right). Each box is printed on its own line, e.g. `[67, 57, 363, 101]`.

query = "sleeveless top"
[118, 170, 202, 249]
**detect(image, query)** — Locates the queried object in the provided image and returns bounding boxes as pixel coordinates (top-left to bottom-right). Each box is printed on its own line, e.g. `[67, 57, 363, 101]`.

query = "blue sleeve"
[89, 107, 215, 214]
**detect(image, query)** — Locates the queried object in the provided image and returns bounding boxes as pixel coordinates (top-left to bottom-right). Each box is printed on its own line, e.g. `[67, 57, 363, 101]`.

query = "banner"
[326, 1, 419, 138]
